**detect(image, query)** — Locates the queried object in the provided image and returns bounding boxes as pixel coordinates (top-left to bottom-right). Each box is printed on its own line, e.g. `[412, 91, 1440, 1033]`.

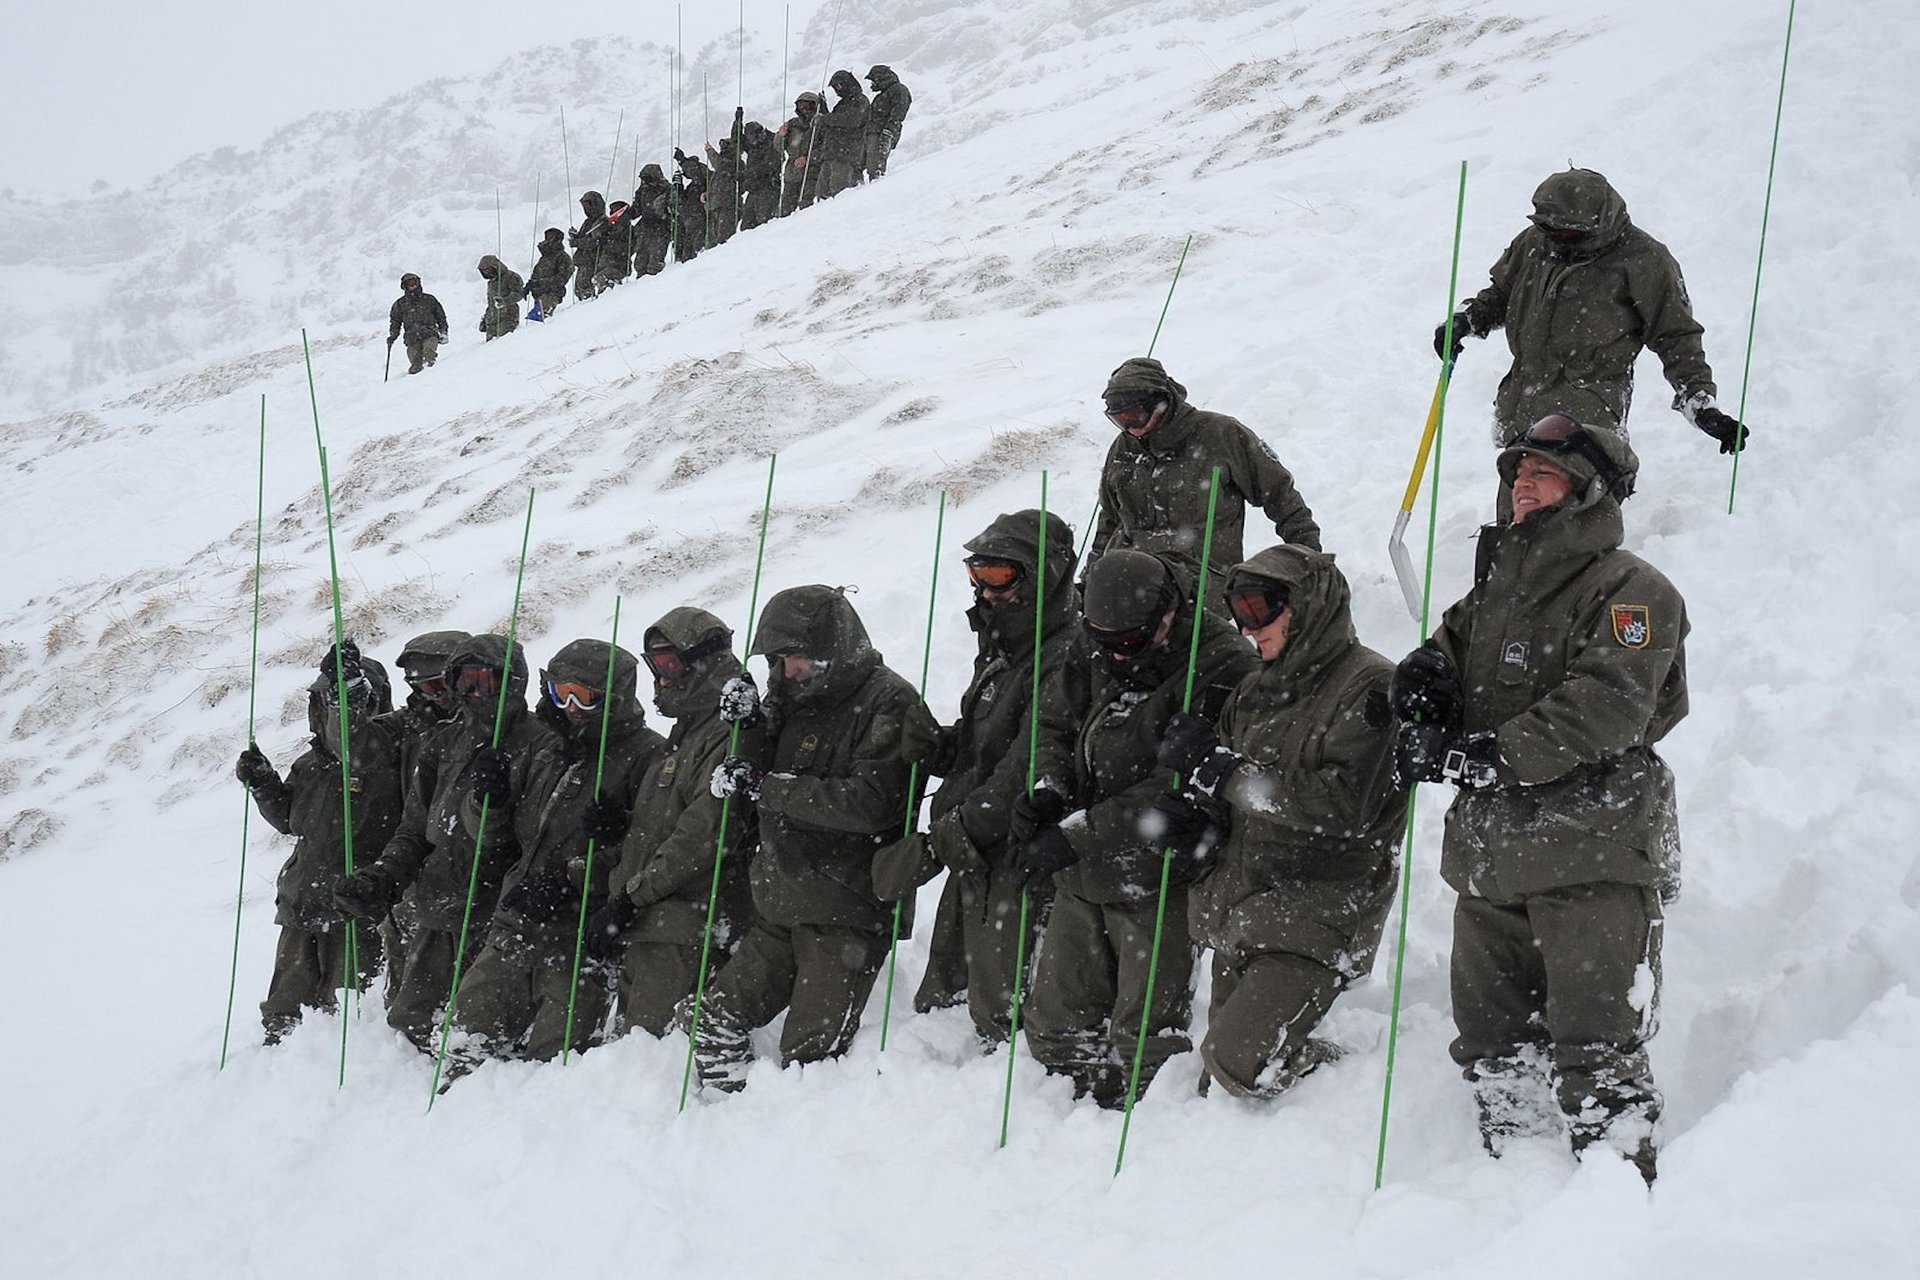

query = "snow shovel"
[1388, 359, 1453, 621]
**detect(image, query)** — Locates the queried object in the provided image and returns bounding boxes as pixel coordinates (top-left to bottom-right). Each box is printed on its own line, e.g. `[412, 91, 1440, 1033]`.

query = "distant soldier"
[633, 165, 673, 277]
[862, 65, 912, 180]
[1390, 415, 1683, 1184]
[738, 120, 782, 230]
[1017, 551, 1258, 1105]
[1157, 547, 1406, 1099]
[524, 229, 572, 318]
[1089, 357, 1321, 607]
[449, 640, 664, 1068]
[387, 273, 448, 375]
[477, 255, 523, 340]
[586, 608, 761, 1037]
[593, 201, 636, 293]
[379, 630, 471, 997]
[569, 191, 610, 302]
[1438, 167, 1750, 456]
[235, 641, 401, 1044]
[673, 149, 710, 261]
[691, 586, 936, 1093]
[777, 91, 825, 217]
[704, 134, 743, 247]
[815, 70, 869, 200]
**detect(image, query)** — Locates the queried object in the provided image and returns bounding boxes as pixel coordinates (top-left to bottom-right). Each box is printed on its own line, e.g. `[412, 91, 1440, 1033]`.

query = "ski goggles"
[451, 664, 502, 700]
[1519, 413, 1617, 483]
[1103, 396, 1163, 432]
[965, 556, 1025, 593]
[543, 675, 604, 712]
[1224, 582, 1290, 633]
[1082, 616, 1161, 658]
[319, 673, 374, 708]
[405, 671, 450, 700]
[642, 647, 688, 684]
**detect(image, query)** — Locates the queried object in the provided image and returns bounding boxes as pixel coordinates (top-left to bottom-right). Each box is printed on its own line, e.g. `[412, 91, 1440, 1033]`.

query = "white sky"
[2, 1, 827, 198]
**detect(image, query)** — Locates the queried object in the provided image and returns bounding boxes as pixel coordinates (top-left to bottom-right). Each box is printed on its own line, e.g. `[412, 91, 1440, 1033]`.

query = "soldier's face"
[1511, 456, 1574, 523]
[1246, 606, 1294, 662]
[779, 654, 818, 683]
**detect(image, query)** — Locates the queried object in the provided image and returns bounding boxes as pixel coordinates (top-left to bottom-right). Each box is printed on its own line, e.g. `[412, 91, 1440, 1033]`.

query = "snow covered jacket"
[388, 289, 447, 344]
[570, 192, 610, 293]
[746, 586, 936, 932]
[367, 634, 565, 933]
[925, 509, 1081, 870]
[1430, 488, 1688, 902]
[782, 95, 825, 186]
[251, 658, 404, 930]
[483, 640, 663, 956]
[1465, 168, 1717, 443]
[1190, 546, 1404, 974]
[865, 66, 911, 141]
[1090, 357, 1321, 595]
[526, 237, 573, 301]
[478, 256, 523, 337]
[1033, 560, 1259, 904]
[819, 73, 869, 166]
[606, 608, 760, 946]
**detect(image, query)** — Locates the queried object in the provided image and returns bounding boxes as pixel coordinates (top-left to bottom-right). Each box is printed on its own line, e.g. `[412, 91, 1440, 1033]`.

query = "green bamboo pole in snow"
[219, 394, 269, 1070]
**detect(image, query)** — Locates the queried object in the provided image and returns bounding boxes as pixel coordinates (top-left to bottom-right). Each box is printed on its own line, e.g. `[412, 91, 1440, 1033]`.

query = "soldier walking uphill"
[862, 65, 912, 181]
[885, 510, 1080, 1047]
[570, 191, 611, 302]
[236, 642, 402, 1044]
[477, 255, 523, 341]
[633, 165, 674, 278]
[332, 635, 563, 1050]
[777, 92, 825, 217]
[691, 586, 937, 1093]
[814, 70, 869, 201]
[524, 229, 573, 319]
[381, 630, 471, 997]
[1089, 358, 1320, 610]
[1438, 167, 1751, 457]
[1015, 551, 1258, 1106]
[387, 273, 448, 375]
[585, 609, 761, 1037]
[1389, 415, 1685, 1184]
[1155, 549, 1406, 1098]
[448, 641, 664, 1070]
[738, 120, 782, 231]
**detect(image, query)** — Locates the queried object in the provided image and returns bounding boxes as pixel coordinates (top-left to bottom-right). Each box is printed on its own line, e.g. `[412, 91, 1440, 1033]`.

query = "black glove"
[332, 867, 399, 920]
[717, 672, 762, 726]
[1695, 405, 1749, 454]
[1008, 786, 1069, 847]
[235, 743, 278, 790]
[1390, 642, 1461, 727]
[711, 755, 765, 801]
[386, 334, 397, 348]
[465, 746, 513, 805]
[1443, 732, 1502, 790]
[584, 893, 641, 961]
[436, 328, 449, 343]
[1142, 791, 1218, 862]
[580, 792, 632, 845]
[1157, 712, 1242, 795]
[1433, 314, 1468, 361]
[1010, 826, 1079, 890]
[1392, 720, 1457, 789]
[673, 146, 688, 163]
[320, 638, 362, 684]
[501, 872, 575, 922]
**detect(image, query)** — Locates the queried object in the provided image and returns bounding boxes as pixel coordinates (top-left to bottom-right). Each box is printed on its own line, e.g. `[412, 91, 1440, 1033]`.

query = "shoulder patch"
[1610, 604, 1651, 649]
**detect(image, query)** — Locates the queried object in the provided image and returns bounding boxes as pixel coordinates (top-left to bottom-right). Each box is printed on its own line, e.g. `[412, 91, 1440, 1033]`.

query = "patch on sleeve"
[1610, 603, 1651, 649]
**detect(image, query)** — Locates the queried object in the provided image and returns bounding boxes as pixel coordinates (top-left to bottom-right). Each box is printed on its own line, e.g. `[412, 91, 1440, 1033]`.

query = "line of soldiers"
[381, 65, 911, 376]
[280, 168, 1745, 1184]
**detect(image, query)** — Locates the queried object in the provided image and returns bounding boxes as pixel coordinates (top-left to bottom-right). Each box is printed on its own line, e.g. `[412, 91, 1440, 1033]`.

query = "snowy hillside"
[4, 0, 1920, 1275]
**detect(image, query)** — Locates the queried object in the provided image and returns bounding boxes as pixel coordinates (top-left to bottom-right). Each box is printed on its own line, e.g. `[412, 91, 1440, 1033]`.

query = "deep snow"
[3, 0, 1919, 1275]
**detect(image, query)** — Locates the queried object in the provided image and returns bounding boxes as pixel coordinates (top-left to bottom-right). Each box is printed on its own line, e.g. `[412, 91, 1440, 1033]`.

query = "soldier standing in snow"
[633, 165, 674, 277]
[778, 92, 825, 216]
[738, 120, 782, 231]
[673, 149, 710, 261]
[1390, 414, 1685, 1184]
[1156, 548, 1406, 1098]
[1438, 167, 1750, 456]
[1088, 357, 1321, 609]
[387, 273, 448, 375]
[814, 70, 869, 200]
[235, 642, 401, 1044]
[593, 201, 637, 293]
[691, 586, 936, 1093]
[570, 191, 610, 302]
[703, 109, 745, 246]
[448, 640, 663, 1068]
[1016, 550, 1258, 1105]
[862, 65, 912, 180]
[477, 255, 523, 340]
[525, 229, 573, 318]
[585, 609, 760, 1037]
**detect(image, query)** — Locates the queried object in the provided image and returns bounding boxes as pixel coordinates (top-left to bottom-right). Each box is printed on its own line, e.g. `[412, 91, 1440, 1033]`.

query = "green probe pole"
[560, 598, 624, 1065]
[877, 492, 947, 1057]
[1114, 465, 1222, 1176]
[428, 489, 538, 1107]
[1728, 0, 1796, 515]
[561, 109, 573, 207]
[302, 330, 361, 1089]
[219, 394, 269, 1070]
[607, 110, 624, 200]
[679, 453, 779, 1111]
[998, 471, 1049, 1148]
[1374, 161, 1468, 1189]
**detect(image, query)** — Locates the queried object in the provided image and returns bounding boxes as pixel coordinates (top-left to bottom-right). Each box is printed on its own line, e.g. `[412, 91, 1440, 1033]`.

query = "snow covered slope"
[4, 0, 1919, 1274]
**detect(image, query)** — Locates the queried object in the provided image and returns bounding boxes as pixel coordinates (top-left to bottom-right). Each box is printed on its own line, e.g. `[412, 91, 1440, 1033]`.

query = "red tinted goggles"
[1224, 584, 1289, 633]
[1083, 616, 1160, 658]
[451, 664, 502, 700]
[642, 647, 687, 684]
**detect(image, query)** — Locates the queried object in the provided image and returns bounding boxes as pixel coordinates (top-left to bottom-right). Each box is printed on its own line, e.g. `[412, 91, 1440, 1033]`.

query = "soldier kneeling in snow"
[1391, 415, 1685, 1185]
